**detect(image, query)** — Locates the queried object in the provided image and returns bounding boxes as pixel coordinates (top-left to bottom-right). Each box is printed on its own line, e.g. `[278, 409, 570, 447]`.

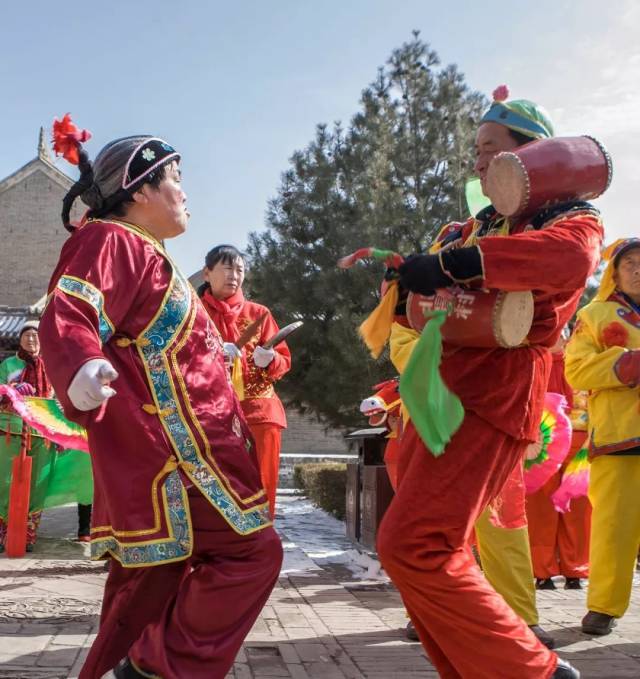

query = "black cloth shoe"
[405, 620, 419, 641]
[536, 577, 556, 590]
[529, 624, 555, 649]
[565, 577, 582, 590]
[581, 610, 616, 635]
[553, 658, 580, 678]
[103, 657, 154, 679]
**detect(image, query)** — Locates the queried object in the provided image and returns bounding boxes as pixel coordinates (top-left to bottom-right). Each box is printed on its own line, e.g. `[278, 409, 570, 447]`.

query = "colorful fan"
[550, 445, 590, 513]
[337, 246, 405, 359]
[0, 385, 89, 452]
[524, 392, 572, 494]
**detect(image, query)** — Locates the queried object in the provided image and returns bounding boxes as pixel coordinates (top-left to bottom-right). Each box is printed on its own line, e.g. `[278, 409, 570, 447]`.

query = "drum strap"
[473, 200, 598, 237]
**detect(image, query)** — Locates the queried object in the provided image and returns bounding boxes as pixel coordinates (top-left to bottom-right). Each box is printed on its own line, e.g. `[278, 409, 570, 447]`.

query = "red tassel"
[52, 114, 92, 165]
[6, 434, 32, 558]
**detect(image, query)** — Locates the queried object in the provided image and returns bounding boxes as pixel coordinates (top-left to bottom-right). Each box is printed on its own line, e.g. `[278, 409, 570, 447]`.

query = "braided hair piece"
[61, 147, 95, 232]
[52, 114, 94, 232]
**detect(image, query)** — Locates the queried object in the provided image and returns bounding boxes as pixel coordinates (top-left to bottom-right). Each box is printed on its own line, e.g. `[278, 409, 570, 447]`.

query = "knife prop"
[263, 321, 304, 349]
[234, 313, 268, 350]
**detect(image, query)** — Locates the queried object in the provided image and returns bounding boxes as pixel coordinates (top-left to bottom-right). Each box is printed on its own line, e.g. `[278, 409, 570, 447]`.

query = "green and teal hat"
[481, 85, 554, 140]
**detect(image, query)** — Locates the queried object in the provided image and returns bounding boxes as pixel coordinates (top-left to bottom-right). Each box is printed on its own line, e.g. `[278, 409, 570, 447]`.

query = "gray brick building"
[0, 129, 83, 357]
[0, 129, 82, 308]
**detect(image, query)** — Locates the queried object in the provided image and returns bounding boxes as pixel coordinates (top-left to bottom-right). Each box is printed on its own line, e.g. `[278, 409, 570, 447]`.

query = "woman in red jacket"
[199, 245, 291, 518]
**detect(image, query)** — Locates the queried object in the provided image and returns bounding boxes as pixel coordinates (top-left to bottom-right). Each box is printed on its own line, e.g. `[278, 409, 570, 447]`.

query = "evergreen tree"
[247, 32, 486, 430]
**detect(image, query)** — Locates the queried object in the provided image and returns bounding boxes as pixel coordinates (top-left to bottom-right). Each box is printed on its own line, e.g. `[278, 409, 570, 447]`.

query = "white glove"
[253, 346, 276, 368]
[68, 359, 118, 412]
[223, 342, 242, 361]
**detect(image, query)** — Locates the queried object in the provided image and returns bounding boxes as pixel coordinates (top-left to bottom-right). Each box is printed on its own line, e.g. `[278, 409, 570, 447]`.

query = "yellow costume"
[565, 238, 640, 618]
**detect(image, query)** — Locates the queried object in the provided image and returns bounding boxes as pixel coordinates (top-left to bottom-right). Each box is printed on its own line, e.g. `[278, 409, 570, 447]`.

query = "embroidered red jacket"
[201, 295, 291, 428]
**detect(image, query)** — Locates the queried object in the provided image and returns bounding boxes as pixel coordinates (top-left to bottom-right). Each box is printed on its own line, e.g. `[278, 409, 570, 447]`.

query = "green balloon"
[465, 177, 491, 217]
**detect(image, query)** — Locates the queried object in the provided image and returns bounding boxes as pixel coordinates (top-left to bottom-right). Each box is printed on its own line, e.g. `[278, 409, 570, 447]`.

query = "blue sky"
[1, 0, 635, 275]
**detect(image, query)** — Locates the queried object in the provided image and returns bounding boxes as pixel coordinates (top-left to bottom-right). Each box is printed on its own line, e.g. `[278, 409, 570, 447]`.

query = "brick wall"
[0, 166, 80, 306]
[281, 409, 350, 455]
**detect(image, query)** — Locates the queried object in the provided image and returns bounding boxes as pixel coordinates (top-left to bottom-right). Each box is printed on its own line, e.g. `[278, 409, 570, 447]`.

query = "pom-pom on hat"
[481, 85, 554, 140]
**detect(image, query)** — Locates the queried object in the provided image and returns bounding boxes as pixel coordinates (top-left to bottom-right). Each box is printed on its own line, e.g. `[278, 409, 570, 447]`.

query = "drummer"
[376, 86, 603, 679]
[198, 245, 291, 519]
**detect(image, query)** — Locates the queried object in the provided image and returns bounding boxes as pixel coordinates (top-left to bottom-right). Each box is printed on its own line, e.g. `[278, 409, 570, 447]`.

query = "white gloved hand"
[67, 359, 118, 412]
[223, 342, 242, 361]
[253, 345, 276, 368]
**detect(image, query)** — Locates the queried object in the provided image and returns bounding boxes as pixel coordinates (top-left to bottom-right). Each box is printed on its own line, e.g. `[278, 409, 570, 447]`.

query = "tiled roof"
[0, 309, 34, 345]
[0, 297, 45, 346]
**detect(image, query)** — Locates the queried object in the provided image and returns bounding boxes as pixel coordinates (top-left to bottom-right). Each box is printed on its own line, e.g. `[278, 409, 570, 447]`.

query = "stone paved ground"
[0, 498, 638, 678]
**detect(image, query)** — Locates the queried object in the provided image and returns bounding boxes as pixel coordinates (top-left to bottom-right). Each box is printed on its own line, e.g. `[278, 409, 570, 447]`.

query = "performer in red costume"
[526, 330, 591, 590]
[199, 245, 291, 518]
[376, 88, 603, 678]
[39, 118, 282, 679]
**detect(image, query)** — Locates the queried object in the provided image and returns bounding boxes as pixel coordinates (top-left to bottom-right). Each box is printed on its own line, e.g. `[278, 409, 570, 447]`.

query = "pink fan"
[524, 392, 572, 495]
[551, 445, 590, 512]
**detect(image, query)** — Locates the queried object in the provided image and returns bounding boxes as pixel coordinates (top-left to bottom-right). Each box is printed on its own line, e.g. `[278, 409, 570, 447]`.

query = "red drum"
[406, 288, 534, 348]
[485, 136, 612, 217]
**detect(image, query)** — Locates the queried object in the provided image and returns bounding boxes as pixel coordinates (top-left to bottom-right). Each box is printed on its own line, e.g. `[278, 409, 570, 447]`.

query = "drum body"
[406, 288, 534, 348]
[485, 136, 612, 217]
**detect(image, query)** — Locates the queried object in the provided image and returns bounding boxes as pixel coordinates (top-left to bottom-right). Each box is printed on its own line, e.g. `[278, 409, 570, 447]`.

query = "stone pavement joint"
[0, 503, 638, 678]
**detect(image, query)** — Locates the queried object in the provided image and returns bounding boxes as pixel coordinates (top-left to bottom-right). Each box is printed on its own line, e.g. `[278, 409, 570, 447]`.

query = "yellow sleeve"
[565, 308, 628, 391]
[389, 322, 420, 374]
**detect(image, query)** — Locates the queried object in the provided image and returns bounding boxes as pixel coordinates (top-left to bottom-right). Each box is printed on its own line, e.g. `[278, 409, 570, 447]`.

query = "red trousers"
[250, 422, 282, 518]
[384, 437, 400, 491]
[377, 413, 556, 679]
[80, 487, 282, 679]
[526, 434, 591, 579]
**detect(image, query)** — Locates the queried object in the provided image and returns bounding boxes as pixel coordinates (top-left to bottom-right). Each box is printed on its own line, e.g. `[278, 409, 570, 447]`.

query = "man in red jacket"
[377, 88, 602, 678]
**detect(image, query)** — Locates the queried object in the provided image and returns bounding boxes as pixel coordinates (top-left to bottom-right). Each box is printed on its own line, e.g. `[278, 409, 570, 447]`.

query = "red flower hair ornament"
[52, 114, 92, 165]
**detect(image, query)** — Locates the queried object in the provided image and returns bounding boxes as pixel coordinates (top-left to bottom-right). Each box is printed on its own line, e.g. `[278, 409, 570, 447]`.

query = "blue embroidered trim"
[57, 276, 115, 344]
[138, 269, 270, 535]
[90, 471, 191, 566]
